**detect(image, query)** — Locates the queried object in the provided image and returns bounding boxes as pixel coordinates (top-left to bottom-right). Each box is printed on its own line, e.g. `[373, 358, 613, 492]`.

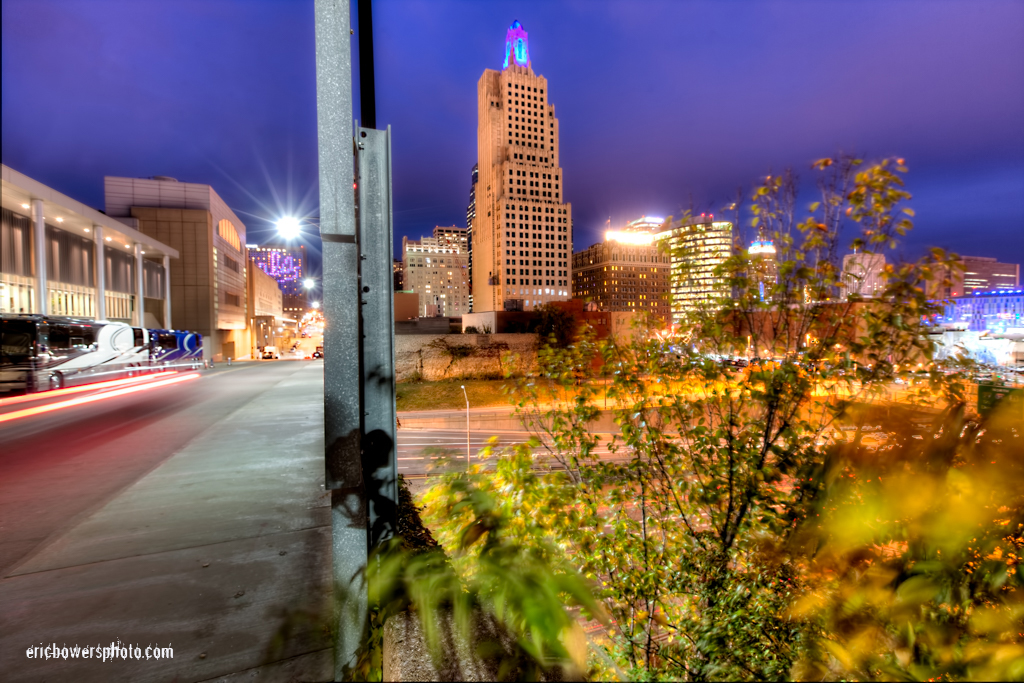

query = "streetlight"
[311, 301, 321, 309]
[276, 216, 302, 240]
[303, 278, 316, 290]
[461, 385, 470, 464]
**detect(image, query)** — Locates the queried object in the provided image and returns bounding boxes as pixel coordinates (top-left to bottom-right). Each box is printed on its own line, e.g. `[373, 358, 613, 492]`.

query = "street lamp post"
[461, 384, 470, 464]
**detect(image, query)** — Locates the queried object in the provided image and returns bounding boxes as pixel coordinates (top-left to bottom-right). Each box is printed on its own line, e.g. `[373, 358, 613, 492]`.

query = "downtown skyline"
[2, 0, 1022, 274]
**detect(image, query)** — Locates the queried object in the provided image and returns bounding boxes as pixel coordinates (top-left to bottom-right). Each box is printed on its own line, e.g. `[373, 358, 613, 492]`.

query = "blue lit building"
[937, 289, 1024, 334]
[247, 245, 307, 316]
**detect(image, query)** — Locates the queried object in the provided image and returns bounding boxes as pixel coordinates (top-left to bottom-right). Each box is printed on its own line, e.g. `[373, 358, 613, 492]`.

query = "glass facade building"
[655, 216, 733, 324]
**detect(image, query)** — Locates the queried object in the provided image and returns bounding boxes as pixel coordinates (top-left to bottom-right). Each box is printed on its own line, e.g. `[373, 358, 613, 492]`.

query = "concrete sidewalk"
[0, 363, 332, 682]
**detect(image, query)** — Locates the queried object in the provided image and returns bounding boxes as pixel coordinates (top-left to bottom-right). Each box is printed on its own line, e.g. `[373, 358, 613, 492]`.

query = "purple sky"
[3, 0, 1023, 276]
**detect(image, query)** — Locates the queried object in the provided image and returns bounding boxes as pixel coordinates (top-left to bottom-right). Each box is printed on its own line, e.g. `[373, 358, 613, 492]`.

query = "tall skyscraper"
[471, 20, 572, 312]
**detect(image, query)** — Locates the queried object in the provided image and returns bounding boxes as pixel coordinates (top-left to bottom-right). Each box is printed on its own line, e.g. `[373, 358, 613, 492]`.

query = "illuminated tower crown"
[503, 20, 530, 70]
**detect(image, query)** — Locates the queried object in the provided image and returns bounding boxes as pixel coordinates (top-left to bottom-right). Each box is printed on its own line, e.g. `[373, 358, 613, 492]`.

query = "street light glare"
[311, 301, 321, 309]
[276, 216, 301, 239]
[303, 278, 315, 289]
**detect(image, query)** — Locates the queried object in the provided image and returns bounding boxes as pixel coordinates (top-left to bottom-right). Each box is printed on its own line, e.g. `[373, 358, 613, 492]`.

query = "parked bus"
[148, 329, 204, 370]
[1, 314, 203, 396]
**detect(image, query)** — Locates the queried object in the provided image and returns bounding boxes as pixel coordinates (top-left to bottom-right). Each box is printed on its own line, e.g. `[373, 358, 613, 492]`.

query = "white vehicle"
[261, 346, 279, 360]
[3, 315, 147, 393]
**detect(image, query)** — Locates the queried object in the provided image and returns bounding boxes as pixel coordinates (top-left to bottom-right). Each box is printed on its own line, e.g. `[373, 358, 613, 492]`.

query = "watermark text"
[26, 640, 173, 662]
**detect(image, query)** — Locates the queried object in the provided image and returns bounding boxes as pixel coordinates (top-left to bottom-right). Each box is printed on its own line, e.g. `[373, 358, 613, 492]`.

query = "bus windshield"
[1, 320, 36, 366]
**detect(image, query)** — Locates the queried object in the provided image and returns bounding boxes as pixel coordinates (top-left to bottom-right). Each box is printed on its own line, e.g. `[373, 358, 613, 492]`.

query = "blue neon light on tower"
[503, 20, 530, 70]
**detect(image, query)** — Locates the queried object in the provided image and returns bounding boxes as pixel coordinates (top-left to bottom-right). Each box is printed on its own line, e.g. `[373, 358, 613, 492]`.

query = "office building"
[748, 234, 779, 301]
[841, 252, 887, 299]
[403, 226, 470, 317]
[247, 258, 289, 355]
[938, 289, 1024, 334]
[471, 20, 573, 312]
[654, 215, 733, 324]
[2, 165, 176, 325]
[104, 175, 246, 361]
[467, 163, 478, 311]
[248, 244, 308, 316]
[572, 216, 671, 321]
[961, 256, 1019, 294]
[930, 255, 1020, 299]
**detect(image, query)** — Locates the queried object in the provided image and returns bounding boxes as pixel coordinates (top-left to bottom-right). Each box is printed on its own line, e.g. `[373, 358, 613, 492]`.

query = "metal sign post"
[356, 124, 398, 547]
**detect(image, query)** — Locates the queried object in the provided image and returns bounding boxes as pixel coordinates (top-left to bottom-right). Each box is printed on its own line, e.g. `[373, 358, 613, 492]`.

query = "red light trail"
[0, 373, 200, 424]
[0, 372, 181, 408]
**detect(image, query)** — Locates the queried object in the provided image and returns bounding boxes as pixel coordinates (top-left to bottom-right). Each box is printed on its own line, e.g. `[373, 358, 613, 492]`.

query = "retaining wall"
[395, 333, 539, 382]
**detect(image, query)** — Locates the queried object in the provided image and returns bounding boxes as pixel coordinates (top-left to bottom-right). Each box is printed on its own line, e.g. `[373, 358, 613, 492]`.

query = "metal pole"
[134, 243, 145, 328]
[94, 225, 106, 320]
[315, 1, 364, 679]
[163, 254, 172, 329]
[32, 199, 47, 315]
[462, 384, 470, 463]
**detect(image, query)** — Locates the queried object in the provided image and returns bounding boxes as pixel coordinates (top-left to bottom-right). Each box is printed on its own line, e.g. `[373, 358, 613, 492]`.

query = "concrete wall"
[248, 259, 283, 318]
[395, 333, 538, 381]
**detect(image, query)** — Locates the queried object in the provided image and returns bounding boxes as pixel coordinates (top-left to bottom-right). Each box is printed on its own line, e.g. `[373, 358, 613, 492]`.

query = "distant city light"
[606, 230, 655, 245]
[749, 240, 776, 255]
[251, 247, 305, 296]
[629, 216, 664, 227]
[276, 216, 301, 239]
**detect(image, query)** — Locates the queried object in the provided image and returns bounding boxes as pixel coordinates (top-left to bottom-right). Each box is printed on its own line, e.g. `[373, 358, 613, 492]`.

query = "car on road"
[311, 346, 323, 359]
[261, 346, 280, 360]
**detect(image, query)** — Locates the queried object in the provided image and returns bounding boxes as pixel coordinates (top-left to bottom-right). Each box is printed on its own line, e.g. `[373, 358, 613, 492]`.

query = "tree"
[534, 302, 579, 349]
[418, 156, 1022, 680]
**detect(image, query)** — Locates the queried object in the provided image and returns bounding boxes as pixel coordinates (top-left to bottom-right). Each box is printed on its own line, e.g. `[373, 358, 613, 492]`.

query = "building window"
[217, 219, 242, 252]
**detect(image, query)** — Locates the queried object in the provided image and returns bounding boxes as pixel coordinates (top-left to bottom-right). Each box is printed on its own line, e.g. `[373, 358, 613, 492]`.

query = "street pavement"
[0, 360, 332, 682]
[0, 359, 629, 682]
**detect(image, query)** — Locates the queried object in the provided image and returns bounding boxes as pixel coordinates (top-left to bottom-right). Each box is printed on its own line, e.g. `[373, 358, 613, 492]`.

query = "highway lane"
[0, 360, 314, 576]
[395, 427, 625, 476]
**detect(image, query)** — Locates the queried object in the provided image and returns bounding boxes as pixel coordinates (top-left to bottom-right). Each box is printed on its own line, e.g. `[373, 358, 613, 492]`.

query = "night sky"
[3, 1, 1023, 278]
